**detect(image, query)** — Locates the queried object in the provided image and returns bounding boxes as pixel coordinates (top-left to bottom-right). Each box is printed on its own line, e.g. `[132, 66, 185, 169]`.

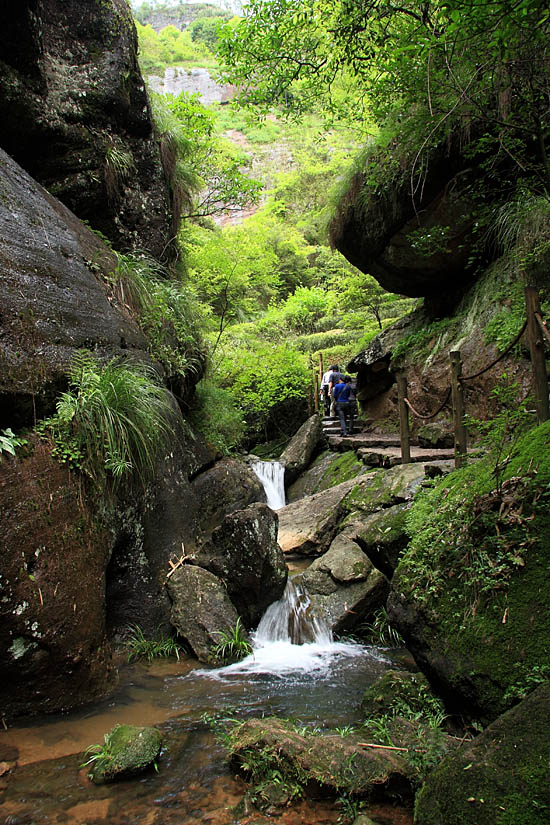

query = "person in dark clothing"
[328, 364, 344, 417]
[333, 375, 353, 436]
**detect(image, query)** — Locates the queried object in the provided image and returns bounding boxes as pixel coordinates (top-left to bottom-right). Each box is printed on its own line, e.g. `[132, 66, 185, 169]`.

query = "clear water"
[1, 579, 413, 824]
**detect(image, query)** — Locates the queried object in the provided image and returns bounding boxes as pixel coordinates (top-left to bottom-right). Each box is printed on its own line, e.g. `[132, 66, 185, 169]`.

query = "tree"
[218, 0, 550, 191]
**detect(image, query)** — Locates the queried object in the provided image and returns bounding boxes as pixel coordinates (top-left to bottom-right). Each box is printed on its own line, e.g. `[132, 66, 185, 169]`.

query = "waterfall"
[251, 460, 286, 510]
[255, 579, 333, 646]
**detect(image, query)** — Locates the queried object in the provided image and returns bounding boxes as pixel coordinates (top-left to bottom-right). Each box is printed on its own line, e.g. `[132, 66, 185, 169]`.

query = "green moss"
[397, 421, 550, 718]
[318, 450, 365, 491]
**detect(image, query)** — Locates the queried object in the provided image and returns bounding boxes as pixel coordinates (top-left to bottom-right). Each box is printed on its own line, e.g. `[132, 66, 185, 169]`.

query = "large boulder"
[197, 503, 287, 628]
[167, 565, 243, 664]
[287, 450, 366, 503]
[415, 682, 550, 825]
[280, 414, 325, 486]
[0, 147, 148, 427]
[277, 477, 358, 556]
[278, 464, 425, 557]
[190, 458, 266, 543]
[0, 0, 175, 259]
[329, 142, 477, 298]
[354, 503, 410, 579]
[0, 438, 116, 720]
[302, 534, 389, 634]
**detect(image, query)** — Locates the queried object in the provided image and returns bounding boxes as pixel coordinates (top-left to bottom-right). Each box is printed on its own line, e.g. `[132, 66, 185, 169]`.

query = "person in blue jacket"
[332, 375, 354, 436]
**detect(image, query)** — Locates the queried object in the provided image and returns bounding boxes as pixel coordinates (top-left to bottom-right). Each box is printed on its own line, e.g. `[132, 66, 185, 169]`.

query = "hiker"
[328, 364, 344, 417]
[333, 375, 354, 436]
[320, 365, 336, 416]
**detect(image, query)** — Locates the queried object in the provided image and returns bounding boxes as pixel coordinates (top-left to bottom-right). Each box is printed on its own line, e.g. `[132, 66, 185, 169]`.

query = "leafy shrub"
[114, 253, 205, 378]
[39, 352, 174, 487]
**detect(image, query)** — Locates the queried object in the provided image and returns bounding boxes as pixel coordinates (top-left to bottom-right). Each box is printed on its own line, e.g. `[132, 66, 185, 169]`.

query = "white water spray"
[251, 460, 286, 510]
[204, 579, 370, 678]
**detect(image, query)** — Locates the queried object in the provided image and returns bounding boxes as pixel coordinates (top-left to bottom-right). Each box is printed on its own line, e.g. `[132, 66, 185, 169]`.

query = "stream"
[1, 478, 413, 825]
[1, 603, 413, 824]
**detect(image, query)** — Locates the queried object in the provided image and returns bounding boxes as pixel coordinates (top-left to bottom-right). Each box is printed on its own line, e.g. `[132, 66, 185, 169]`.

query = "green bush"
[39, 352, 174, 487]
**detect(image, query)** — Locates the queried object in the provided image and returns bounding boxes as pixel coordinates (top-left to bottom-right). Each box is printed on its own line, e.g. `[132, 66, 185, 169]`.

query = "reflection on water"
[1, 646, 413, 825]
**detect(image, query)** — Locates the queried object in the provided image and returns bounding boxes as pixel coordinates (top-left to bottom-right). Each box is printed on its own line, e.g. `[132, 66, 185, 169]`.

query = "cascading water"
[251, 459, 286, 509]
[206, 578, 371, 677]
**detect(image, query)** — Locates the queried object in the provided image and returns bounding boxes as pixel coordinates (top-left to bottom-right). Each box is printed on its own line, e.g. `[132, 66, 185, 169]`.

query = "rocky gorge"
[1, 2, 550, 825]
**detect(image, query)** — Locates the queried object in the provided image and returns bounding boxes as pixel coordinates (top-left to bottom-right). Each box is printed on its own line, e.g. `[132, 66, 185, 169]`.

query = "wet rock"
[198, 503, 287, 628]
[277, 478, 358, 556]
[354, 504, 410, 579]
[86, 724, 163, 784]
[229, 717, 416, 800]
[0, 0, 175, 259]
[280, 414, 325, 486]
[167, 565, 243, 663]
[415, 682, 550, 825]
[190, 458, 266, 542]
[302, 537, 389, 635]
[0, 438, 116, 720]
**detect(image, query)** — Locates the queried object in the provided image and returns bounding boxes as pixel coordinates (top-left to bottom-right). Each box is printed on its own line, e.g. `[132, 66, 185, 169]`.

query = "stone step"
[327, 433, 406, 451]
[356, 445, 456, 468]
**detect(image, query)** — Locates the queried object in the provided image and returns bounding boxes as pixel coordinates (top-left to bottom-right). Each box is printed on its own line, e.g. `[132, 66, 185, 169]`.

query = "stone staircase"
[322, 416, 457, 468]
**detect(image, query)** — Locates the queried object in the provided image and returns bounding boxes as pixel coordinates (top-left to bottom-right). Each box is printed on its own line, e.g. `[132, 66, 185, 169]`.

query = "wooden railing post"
[396, 373, 411, 464]
[314, 372, 319, 413]
[525, 286, 550, 423]
[450, 350, 467, 468]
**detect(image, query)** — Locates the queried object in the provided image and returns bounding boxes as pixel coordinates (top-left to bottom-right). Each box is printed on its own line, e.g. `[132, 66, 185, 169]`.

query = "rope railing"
[404, 386, 451, 420]
[460, 319, 528, 382]
[396, 286, 548, 469]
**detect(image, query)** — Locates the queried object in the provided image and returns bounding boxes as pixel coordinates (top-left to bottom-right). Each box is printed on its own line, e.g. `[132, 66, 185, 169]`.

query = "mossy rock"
[87, 724, 163, 784]
[360, 670, 442, 720]
[388, 421, 550, 722]
[355, 503, 409, 578]
[414, 681, 550, 825]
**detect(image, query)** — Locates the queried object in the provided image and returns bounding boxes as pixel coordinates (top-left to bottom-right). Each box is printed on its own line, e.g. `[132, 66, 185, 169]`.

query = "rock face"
[329, 144, 477, 298]
[199, 503, 287, 628]
[415, 682, 550, 825]
[280, 413, 325, 486]
[0, 147, 147, 427]
[277, 478, 357, 556]
[0, 439, 116, 719]
[167, 565, 242, 663]
[0, 0, 174, 259]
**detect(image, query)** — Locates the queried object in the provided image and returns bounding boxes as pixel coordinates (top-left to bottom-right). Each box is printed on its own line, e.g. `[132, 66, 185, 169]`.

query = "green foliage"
[215, 336, 309, 443]
[113, 252, 205, 377]
[391, 317, 459, 365]
[126, 624, 181, 663]
[81, 732, 115, 773]
[38, 351, 174, 487]
[402, 419, 550, 616]
[357, 606, 404, 647]
[0, 428, 27, 461]
[136, 21, 213, 73]
[503, 664, 550, 703]
[104, 143, 135, 201]
[211, 617, 252, 663]
[189, 379, 244, 454]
